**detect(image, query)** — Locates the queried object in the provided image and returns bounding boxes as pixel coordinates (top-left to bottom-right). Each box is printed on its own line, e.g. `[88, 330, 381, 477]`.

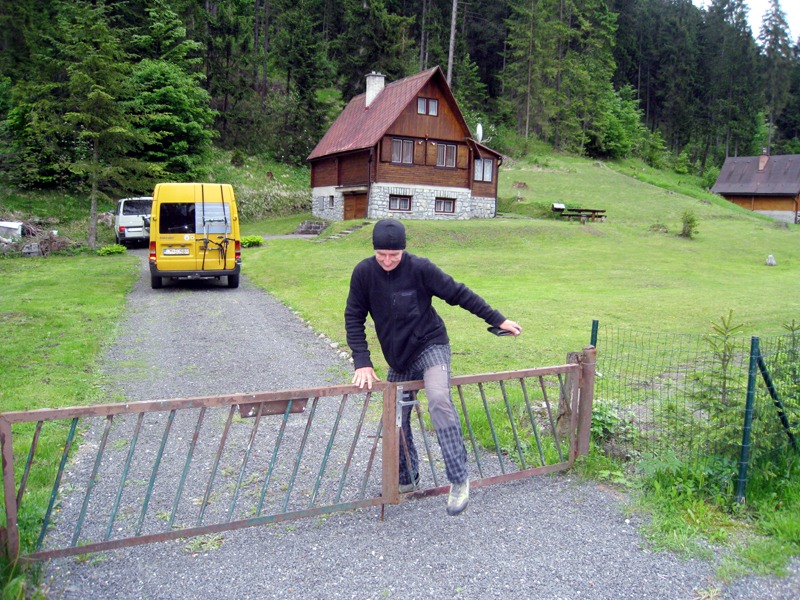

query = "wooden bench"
[557, 208, 606, 222]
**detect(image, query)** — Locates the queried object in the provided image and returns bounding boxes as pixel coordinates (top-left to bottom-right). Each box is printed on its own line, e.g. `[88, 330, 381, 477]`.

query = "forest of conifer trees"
[0, 0, 797, 197]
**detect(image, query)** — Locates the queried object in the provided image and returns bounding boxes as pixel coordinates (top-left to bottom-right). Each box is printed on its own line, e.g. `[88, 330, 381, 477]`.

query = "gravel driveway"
[39, 249, 799, 599]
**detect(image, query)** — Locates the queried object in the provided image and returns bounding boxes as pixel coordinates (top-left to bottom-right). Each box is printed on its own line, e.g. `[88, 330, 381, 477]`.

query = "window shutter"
[456, 145, 468, 169]
[426, 141, 437, 165]
[414, 140, 425, 165]
[380, 137, 392, 162]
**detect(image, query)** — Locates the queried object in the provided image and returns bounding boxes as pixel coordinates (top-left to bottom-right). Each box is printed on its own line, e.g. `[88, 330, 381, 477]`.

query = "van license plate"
[163, 248, 190, 255]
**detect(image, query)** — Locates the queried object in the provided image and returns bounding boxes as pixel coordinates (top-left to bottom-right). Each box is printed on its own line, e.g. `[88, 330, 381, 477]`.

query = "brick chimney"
[758, 149, 769, 171]
[365, 71, 385, 107]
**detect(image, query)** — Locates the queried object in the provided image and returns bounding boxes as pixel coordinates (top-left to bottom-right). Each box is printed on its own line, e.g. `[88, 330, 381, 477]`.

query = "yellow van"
[148, 183, 241, 289]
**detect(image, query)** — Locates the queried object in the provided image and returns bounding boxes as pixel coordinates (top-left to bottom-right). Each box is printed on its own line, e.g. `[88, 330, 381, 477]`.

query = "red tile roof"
[712, 154, 800, 196]
[307, 66, 469, 161]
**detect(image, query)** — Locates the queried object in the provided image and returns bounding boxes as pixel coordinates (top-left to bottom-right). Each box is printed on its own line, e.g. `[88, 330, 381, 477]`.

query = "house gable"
[384, 79, 468, 142]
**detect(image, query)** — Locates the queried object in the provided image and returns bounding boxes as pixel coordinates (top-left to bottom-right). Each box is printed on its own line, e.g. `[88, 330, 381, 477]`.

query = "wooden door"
[343, 194, 368, 220]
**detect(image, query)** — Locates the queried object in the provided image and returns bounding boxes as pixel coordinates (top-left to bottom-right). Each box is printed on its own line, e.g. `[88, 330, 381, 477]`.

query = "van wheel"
[151, 275, 163, 289]
[227, 274, 240, 289]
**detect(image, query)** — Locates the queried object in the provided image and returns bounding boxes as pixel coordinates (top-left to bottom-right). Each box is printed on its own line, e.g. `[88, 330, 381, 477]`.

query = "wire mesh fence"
[593, 321, 800, 500]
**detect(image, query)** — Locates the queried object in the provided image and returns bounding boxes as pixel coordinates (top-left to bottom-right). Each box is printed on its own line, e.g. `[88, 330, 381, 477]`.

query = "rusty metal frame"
[1, 349, 595, 562]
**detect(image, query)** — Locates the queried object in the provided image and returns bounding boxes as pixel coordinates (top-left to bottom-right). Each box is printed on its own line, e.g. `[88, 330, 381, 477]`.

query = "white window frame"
[389, 195, 412, 212]
[474, 158, 494, 182]
[392, 138, 414, 165]
[417, 97, 438, 116]
[436, 143, 456, 168]
[435, 197, 455, 214]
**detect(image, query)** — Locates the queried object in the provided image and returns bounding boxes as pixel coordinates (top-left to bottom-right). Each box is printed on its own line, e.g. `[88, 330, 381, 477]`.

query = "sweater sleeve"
[344, 263, 374, 370]
[423, 259, 506, 326]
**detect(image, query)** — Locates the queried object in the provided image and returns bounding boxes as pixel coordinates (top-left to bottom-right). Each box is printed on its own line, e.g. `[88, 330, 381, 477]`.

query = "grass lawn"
[243, 157, 800, 378]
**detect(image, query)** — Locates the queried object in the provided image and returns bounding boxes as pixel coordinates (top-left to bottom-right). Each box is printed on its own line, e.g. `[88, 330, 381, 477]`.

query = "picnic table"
[551, 203, 606, 222]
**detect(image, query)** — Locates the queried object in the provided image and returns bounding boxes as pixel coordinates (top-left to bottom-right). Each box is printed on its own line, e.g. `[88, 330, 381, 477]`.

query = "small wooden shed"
[711, 153, 800, 224]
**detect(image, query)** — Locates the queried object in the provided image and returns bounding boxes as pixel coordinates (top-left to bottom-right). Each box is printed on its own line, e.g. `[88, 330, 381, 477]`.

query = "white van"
[114, 197, 153, 246]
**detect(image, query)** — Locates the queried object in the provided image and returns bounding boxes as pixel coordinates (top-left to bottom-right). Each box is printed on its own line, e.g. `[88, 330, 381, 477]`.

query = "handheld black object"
[487, 326, 514, 336]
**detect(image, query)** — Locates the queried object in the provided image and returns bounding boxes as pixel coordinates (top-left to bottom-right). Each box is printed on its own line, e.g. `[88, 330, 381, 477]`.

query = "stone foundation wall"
[312, 183, 496, 221]
[311, 186, 343, 221]
[754, 210, 798, 225]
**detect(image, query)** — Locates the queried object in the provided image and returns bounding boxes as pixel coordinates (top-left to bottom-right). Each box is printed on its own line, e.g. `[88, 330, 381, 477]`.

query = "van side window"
[159, 203, 196, 234]
[196, 203, 230, 235]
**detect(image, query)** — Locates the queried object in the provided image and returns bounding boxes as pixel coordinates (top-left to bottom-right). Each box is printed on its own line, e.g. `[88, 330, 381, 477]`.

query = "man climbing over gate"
[344, 219, 522, 516]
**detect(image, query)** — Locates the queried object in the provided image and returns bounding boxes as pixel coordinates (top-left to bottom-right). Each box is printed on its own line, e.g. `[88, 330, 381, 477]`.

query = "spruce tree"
[758, 0, 793, 153]
[55, 0, 149, 247]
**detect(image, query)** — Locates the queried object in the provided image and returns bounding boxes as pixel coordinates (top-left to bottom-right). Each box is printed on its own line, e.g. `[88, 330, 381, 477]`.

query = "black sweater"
[345, 252, 506, 372]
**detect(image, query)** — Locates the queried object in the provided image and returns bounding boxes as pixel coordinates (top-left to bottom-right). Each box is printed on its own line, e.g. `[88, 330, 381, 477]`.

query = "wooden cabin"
[711, 153, 800, 224]
[307, 66, 502, 221]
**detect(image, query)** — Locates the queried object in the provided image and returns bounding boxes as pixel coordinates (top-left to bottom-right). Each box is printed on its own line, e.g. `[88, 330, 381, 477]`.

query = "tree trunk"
[419, 0, 428, 71]
[88, 139, 99, 249]
[447, 0, 457, 84]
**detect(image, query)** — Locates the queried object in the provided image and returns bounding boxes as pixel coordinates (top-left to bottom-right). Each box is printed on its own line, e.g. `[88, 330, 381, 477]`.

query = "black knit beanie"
[372, 219, 406, 250]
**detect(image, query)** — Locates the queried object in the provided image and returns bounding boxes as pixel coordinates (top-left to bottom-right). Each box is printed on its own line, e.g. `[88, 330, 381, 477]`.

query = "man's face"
[375, 249, 404, 271]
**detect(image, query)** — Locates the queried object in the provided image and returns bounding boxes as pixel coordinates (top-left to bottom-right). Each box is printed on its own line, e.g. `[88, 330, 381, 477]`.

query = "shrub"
[241, 235, 263, 248]
[701, 165, 720, 190]
[230, 148, 246, 167]
[96, 244, 127, 256]
[649, 223, 669, 234]
[680, 210, 698, 238]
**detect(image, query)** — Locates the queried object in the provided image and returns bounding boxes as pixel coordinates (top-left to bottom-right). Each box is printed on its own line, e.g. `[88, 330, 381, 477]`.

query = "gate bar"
[36, 418, 78, 551]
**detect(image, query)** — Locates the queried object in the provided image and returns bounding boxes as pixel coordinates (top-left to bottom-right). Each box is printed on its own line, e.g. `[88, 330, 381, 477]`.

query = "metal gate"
[1, 347, 595, 562]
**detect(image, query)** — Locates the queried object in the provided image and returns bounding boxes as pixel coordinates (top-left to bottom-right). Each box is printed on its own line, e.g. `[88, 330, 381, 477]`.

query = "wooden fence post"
[1, 417, 20, 561]
[557, 351, 580, 441]
[575, 346, 597, 458]
[382, 384, 399, 505]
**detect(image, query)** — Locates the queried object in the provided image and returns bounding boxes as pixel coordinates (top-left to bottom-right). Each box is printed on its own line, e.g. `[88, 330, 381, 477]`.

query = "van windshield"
[158, 202, 230, 235]
[122, 199, 153, 215]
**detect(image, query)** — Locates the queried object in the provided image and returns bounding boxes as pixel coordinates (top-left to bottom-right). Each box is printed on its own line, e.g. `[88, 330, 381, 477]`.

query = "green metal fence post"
[575, 346, 597, 458]
[591, 320, 599, 347]
[736, 336, 760, 504]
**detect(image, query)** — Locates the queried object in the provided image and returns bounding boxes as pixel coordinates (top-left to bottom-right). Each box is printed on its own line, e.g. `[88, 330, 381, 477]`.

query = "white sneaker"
[446, 479, 469, 516]
[399, 473, 420, 493]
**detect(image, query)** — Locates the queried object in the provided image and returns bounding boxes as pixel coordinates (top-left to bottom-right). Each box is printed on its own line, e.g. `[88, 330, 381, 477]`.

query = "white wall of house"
[754, 209, 798, 225]
[311, 186, 343, 221]
[311, 182, 495, 221]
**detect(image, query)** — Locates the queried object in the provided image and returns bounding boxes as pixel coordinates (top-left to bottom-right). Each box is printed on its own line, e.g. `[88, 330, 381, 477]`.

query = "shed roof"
[308, 66, 487, 161]
[711, 154, 800, 196]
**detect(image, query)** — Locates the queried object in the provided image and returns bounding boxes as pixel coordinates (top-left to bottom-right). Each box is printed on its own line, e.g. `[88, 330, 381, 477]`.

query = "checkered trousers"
[388, 345, 468, 484]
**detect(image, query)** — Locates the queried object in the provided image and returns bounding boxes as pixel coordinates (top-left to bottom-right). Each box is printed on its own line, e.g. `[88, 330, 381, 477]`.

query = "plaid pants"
[388, 344, 468, 484]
